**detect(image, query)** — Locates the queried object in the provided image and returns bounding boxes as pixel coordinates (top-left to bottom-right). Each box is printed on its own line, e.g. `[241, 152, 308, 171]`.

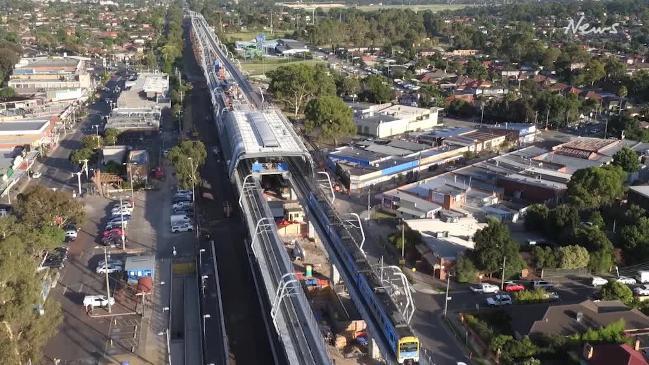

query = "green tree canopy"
[304, 96, 355, 146]
[455, 254, 477, 283]
[558, 245, 590, 269]
[267, 64, 335, 117]
[567, 166, 626, 208]
[168, 140, 207, 189]
[620, 217, 649, 262]
[103, 128, 121, 146]
[533, 246, 558, 269]
[600, 282, 633, 305]
[362, 75, 394, 103]
[14, 185, 85, 230]
[81, 135, 102, 150]
[612, 146, 640, 173]
[524, 204, 549, 232]
[69, 147, 94, 166]
[473, 219, 524, 277]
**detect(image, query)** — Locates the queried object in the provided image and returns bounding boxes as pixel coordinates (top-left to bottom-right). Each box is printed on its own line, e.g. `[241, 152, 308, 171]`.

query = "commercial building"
[8, 56, 92, 96]
[629, 185, 649, 211]
[0, 119, 54, 149]
[124, 255, 154, 285]
[350, 102, 442, 138]
[328, 128, 508, 191]
[106, 72, 170, 132]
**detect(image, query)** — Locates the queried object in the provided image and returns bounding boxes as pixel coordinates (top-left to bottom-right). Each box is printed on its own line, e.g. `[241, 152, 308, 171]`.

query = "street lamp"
[202, 314, 211, 338]
[199, 248, 206, 268]
[94, 245, 112, 313]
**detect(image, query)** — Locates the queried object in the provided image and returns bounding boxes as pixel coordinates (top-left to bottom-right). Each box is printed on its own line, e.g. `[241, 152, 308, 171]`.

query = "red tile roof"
[588, 344, 649, 365]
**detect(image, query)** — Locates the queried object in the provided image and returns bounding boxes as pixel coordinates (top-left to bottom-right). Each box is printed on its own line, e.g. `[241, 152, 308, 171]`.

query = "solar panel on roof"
[249, 113, 279, 148]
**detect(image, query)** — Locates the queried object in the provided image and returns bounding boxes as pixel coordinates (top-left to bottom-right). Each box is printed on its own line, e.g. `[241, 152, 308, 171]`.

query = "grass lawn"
[223, 29, 293, 41]
[240, 58, 325, 76]
[355, 4, 472, 12]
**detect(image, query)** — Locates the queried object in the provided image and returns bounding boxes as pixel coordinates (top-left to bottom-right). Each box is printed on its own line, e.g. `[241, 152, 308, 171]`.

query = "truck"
[638, 270, 649, 284]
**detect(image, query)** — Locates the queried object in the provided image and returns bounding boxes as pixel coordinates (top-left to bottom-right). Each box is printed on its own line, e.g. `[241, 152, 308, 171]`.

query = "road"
[182, 18, 278, 365]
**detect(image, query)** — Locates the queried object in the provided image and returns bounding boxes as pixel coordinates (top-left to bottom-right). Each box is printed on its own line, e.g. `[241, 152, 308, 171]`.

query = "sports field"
[240, 58, 325, 76]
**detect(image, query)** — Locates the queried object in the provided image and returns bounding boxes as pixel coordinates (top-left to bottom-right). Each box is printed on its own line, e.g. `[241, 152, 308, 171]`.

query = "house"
[585, 343, 649, 365]
[509, 300, 649, 339]
[629, 186, 649, 211]
[350, 103, 441, 138]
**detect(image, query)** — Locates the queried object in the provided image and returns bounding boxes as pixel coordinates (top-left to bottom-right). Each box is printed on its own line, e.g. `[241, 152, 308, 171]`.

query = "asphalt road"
[182, 19, 278, 365]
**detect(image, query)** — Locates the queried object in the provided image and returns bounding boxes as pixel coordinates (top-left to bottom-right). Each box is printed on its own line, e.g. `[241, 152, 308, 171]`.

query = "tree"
[69, 147, 94, 165]
[567, 166, 626, 208]
[455, 254, 477, 283]
[533, 246, 558, 269]
[577, 319, 626, 344]
[620, 217, 649, 262]
[81, 135, 102, 150]
[168, 140, 207, 189]
[546, 204, 579, 240]
[589, 211, 605, 230]
[600, 281, 633, 305]
[304, 96, 355, 146]
[558, 245, 590, 269]
[341, 76, 361, 97]
[524, 204, 549, 232]
[612, 146, 640, 173]
[267, 64, 335, 117]
[473, 220, 524, 277]
[14, 185, 85, 229]
[362, 75, 394, 103]
[103, 128, 121, 146]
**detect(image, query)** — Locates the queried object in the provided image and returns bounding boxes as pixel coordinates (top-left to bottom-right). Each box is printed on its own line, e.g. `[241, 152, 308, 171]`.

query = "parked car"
[171, 222, 194, 233]
[83, 295, 115, 309]
[105, 221, 127, 230]
[635, 285, 649, 296]
[172, 201, 192, 210]
[617, 276, 637, 285]
[65, 229, 78, 241]
[98, 258, 122, 267]
[31, 171, 42, 178]
[103, 227, 125, 238]
[111, 209, 131, 219]
[111, 206, 133, 215]
[504, 281, 525, 292]
[470, 283, 500, 294]
[113, 201, 134, 210]
[96, 263, 123, 274]
[486, 294, 512, 307]
[107, 215, 131, 223]
[532, 280, 555, 289]
[592, 276, 608, 287]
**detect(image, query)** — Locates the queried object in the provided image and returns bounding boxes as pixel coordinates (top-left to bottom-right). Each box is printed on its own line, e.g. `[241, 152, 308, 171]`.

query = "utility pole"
[500, 255, 507, 290]
[120, 195, 126, 250]
[74, 171, 82, 196]
[80, 159, 89, 179]
[443, 274, 451, 317]
[102, 246, 112, 313]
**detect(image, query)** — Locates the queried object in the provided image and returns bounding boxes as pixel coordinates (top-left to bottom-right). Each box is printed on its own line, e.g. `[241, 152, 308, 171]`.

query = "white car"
[96, 263, 122, 274]
[592, 276, 608, 287]
[486, 294, 512, 307]
[65, 229, 78, 241]
[617, 276, 637, 285]
[635, 285, 649, 296]
[111, 206, 133, 214]
[98, 258, 122, 267]
[83, 295, 115, 309]
[172, 201, 192, 210]
[470, 283, 500, 294]
[31, 171, 42, 178]
[171, 223, 194, 233]
[111, 209, 133, 217]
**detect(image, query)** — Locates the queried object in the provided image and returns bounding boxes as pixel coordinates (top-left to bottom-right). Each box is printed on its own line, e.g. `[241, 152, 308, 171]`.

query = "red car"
[504, 281, 525, 292]
[103, 227, 125, 238]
